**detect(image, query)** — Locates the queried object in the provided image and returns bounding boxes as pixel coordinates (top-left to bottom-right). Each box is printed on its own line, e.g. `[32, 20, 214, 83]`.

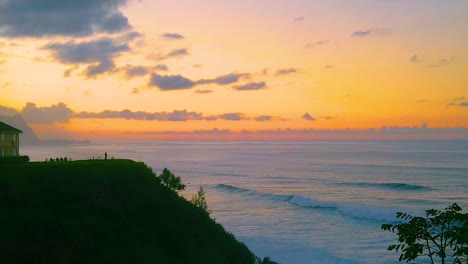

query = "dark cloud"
[147, 48, 190, 61]
[294, 16, 305, 23]
[44, 38, 129, 64]
[194, 89, 213, 94]
[75, 109, 204, 122]
[409, 55, 423, 63]
[20, 102, 73, 124]
[120, 64, 168, 79]
[193, 64, 203, 68]
[275, 68, 297, 76]
[302, 113, 316, 121]
[85, 59, 115, 78]
[121, 65, 151, 79]
[305, 40, 329, 49]
[162, 33, 184, 40]
[148, 73, 196, 91]
[351, 28, 392, 37]
[0, 0, 131, 37]
[197, 73, 250, 85]
[155, 64, 169, 71]
[459, 102, 468, 107]
[131, 88, 139, 94]
[323, 65, 334, 70]
[255, 115, 272, 122]
[416, 99, 428, 103]
[148, 72, 252, 91]
[218, 113, 244, 121]
[44, 37, 129, 77]
[233, 82, 267, 91]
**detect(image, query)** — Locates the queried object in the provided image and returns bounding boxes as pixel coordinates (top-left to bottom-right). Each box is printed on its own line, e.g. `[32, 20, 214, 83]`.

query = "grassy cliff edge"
[0, 159, 259, 263]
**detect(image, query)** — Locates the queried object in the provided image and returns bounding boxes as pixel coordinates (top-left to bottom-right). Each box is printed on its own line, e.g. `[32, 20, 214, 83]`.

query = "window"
[0, 133, 4, 142]
[12, 134, 16, 141]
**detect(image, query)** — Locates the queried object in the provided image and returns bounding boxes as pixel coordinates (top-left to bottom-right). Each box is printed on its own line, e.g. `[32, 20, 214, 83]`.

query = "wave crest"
[216, 184, 401, 222]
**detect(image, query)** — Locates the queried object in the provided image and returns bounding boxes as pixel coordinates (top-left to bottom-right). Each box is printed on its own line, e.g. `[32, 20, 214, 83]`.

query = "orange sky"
[0, 0, 467, 139]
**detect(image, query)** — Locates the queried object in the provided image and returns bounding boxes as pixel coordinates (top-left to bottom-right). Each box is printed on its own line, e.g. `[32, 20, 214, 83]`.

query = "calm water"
[23, 140, 468, 264]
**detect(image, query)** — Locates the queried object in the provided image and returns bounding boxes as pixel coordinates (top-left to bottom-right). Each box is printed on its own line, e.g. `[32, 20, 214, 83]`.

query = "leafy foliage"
[382, 203, 468, 264]
[158, 168, 185, 193]
[191, 185, 211, 215]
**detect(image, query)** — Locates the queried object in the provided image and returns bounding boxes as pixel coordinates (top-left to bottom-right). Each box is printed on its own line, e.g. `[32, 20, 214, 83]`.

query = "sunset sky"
[0, 0, 467, 139]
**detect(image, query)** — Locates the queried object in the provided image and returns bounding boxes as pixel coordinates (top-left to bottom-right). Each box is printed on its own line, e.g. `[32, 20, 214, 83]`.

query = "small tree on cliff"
[191, 185, 211, 215]
[159, 168, 185, 193]
[382, 203, 468, 264]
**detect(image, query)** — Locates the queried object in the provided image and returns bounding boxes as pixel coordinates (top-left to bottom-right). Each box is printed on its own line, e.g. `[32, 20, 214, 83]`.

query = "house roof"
[0, 121, 23, 133]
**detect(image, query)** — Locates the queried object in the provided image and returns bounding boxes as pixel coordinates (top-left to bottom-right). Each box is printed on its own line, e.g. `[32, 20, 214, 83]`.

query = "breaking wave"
[215, 184, 401, 222]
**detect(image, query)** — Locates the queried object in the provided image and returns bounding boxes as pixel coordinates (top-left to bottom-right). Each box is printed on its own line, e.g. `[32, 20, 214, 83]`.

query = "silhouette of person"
[105, 152, 108, 160]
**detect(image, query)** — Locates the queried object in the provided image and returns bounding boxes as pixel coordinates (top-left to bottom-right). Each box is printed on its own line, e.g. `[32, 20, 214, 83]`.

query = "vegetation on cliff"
[0, 159, 260, 263]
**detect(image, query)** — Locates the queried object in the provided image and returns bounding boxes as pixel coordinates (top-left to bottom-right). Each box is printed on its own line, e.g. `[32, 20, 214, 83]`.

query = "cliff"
[0, 159, 258, 263]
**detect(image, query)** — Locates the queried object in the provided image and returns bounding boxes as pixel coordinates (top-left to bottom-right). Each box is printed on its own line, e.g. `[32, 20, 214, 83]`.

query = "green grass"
[0, 160, 256, 264]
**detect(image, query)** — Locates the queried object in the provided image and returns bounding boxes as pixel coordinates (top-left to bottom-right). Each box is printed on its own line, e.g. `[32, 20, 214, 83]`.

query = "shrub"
[382, 203, 468, 263]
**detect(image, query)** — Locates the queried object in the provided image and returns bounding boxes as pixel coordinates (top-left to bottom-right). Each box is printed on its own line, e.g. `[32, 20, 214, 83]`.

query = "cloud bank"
[0, 0, 131, 37]
[21, 102, 73, 124]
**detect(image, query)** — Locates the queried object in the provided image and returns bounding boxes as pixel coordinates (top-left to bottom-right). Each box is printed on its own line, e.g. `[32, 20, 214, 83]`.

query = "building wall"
[0, 132, 20, 157]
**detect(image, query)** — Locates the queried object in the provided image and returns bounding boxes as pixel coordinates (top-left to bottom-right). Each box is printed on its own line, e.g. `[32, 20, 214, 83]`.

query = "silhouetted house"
[0, 121, 22, 157]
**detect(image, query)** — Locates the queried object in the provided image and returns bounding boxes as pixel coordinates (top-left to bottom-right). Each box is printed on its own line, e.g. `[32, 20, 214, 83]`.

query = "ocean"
[22, 140, 468, 264]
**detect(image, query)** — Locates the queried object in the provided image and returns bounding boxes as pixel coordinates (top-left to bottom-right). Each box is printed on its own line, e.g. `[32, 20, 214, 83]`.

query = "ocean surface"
[22, 140, 468, 264]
